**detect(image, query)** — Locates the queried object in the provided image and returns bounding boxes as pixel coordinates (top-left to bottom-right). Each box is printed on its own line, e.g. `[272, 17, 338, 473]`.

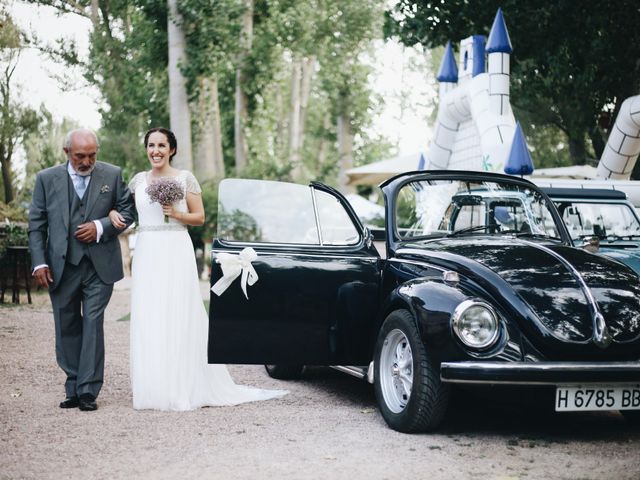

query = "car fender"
[379, 278, 468, 361]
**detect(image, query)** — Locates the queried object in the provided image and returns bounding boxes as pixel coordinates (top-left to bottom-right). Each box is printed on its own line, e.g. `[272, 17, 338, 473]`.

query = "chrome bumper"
[440, 361, 640, 385]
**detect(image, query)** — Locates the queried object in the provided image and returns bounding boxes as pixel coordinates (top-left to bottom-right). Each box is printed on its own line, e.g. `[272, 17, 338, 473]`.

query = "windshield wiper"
[446, 225, 492, 237]
[513, 232, 557, 240]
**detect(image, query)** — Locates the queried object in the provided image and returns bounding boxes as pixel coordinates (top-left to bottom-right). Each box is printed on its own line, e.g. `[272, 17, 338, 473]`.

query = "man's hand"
[33, 267, 53, 288]
[75, 222, 98, 243]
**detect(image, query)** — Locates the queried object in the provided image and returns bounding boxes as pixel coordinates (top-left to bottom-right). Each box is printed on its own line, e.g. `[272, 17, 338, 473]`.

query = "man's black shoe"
[78, 394, 97, 411]
[59, 396, 79, 409]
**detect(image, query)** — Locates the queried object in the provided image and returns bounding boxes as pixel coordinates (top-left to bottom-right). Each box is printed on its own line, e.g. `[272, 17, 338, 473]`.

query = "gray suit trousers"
[50, 257, 114, 399]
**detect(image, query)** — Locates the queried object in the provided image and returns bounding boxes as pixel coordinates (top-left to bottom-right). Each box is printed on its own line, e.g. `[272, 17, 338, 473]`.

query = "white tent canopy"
[345, 194, 385, 221]
[528, 165, 597, 180]
[346, 153, 425, 186]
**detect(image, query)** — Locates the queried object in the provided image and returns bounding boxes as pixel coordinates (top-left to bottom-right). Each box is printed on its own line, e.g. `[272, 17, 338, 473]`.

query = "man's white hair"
[64, 129, 100, 149]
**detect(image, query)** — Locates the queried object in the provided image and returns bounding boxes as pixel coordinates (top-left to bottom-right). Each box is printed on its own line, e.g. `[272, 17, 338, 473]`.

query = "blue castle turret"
[436, 41, 458, 83]
[486, 7, 513, 54]
[486, 7, 512, 116]
[504, 122, 534, 176]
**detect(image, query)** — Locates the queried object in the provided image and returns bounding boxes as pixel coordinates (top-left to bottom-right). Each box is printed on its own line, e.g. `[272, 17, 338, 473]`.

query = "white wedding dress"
[128, 170, 286, 410]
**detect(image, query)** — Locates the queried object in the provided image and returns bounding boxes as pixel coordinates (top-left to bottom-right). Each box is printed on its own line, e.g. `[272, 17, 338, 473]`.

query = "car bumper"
[440, 361, 640, 385]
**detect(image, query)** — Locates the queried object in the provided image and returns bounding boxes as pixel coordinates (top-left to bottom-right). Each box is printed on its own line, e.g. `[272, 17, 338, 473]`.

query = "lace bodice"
[129, 170, 202, 227]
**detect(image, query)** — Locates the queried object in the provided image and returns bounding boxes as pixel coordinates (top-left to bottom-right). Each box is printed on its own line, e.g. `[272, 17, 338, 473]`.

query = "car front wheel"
[374, 309, 449, 433]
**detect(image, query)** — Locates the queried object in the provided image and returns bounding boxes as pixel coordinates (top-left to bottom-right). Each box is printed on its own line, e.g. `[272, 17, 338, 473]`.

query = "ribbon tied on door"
[210, 247, 259, 299]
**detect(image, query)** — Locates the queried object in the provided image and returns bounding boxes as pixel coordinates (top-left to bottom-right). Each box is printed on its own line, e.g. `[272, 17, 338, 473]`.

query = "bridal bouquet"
[145, 178, 185, 223]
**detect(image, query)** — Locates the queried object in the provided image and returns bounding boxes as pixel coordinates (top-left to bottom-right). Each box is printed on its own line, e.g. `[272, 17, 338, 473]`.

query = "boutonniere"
[100, 185, 111, 193]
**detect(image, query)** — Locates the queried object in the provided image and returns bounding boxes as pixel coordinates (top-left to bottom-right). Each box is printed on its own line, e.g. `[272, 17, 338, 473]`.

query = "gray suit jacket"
[28, 161, 136, 290]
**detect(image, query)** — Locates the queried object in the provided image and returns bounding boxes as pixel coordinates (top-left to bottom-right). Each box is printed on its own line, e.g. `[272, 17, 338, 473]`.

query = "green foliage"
[188, 177, 220, 244]
[0, 202, 28, 223]
[19, 110, 77, 199]
[34, 1, 170, 171]
[0, 220, 28, 261]
[0, 8, 43, 203]
[385, 0, 640, 164]
[32, 0, 394, 191]
[217, 205, 263, 242]
[179, 0, 243, 96]
[520, 119, 573, 169]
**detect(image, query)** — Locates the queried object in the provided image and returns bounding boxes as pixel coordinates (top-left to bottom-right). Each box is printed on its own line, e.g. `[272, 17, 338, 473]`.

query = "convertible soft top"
[542, 187, 628, 200]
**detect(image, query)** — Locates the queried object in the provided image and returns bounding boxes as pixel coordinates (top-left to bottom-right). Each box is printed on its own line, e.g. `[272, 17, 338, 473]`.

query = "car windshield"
[555, 201, 640, 241]
[395, 179, 561, 240]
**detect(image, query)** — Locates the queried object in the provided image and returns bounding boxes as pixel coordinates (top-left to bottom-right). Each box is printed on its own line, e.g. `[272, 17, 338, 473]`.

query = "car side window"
[453, 204, 487, 230]
[315, 189, 360, 245]
[217, 179, 320, 244]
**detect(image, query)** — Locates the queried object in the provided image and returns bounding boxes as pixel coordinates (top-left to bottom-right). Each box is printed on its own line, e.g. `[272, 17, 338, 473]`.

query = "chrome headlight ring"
[451, 299, 501, 349]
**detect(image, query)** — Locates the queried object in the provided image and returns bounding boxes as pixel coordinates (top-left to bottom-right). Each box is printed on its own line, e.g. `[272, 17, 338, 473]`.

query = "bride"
[109, 127, 286, 410]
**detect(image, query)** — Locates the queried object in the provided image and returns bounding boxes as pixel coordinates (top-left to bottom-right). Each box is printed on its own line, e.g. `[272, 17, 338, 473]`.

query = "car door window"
[315, 189, 360, 245]
[217, 179, 319, 244]
[217, 179, 362, 246]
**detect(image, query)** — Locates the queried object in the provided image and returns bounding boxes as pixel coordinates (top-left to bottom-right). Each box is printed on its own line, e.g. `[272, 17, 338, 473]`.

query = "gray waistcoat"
[67, 175, 89, 266]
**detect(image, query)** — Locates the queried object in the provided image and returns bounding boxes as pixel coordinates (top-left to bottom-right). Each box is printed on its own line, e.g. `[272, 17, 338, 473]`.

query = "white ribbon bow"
[210, 247, 259, 299]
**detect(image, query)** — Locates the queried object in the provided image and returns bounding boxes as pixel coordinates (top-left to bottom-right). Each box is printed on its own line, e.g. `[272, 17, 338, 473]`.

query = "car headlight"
[451, 300, 500, 349]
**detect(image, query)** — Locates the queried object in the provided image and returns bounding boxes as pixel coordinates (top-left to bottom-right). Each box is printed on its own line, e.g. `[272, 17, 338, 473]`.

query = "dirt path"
[1, 280, 639, 479]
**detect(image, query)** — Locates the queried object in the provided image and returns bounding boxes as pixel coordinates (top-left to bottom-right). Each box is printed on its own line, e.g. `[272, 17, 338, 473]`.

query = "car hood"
[599, 246, 640, 276]
[398, 238, 640, 348]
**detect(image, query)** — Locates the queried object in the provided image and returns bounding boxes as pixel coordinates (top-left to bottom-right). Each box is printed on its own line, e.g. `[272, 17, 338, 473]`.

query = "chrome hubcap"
[379, 329, 413, 413]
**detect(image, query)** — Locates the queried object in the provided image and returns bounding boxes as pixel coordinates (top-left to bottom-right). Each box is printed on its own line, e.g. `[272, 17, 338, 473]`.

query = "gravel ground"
[1, 279, 640, 480]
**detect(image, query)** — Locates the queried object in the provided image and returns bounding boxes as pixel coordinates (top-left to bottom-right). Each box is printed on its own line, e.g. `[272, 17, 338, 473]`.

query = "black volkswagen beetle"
[208, 171, 640, 433]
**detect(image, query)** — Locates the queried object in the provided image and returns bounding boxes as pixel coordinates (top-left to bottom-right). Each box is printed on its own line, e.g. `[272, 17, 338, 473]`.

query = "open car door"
[208, 179, 381, 366]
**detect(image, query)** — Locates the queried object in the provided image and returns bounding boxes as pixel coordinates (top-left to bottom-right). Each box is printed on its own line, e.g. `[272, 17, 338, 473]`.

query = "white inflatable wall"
[596, 95, 640, 180]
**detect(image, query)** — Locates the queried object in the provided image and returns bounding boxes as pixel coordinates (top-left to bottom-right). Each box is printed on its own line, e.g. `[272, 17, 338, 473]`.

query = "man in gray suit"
[28, 129, 135, 411]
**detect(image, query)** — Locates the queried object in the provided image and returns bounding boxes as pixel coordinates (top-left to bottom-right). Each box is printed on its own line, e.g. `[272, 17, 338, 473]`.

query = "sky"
[12, 2, 102, 129]
[11, 1, 435, 159]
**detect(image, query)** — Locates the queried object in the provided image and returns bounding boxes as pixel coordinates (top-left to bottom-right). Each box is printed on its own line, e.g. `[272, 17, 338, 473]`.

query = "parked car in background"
[543, 188, 640, 274]
[208, 171, 640, 433]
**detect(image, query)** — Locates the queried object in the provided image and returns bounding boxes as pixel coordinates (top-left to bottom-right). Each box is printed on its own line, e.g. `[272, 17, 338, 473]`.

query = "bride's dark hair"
[144, 127, 178, 162]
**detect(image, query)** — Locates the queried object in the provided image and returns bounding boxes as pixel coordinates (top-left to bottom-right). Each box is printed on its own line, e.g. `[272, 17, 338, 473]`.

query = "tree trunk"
[288, 58, 302, 179]
[588, 126, 605, 161]
[1, 144, 14, 204]
[317, 112, 332, 168]
[234, 0, 254, 173]
[337, 113, 354, 194]
[298, 56, 315, 153]
[0, 58, 15, 203]
[275, 87, 285, 159]
[1, 165, 13, 204]
[90, 0, 100, 25]
[568, 134, 587, 164]
[194, 77, 225, 180]
[167, 0, 193, 171]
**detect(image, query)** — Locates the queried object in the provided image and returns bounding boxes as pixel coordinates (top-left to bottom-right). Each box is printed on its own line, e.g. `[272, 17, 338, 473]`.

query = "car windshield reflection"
[395, 179, 562, 240]
[557, 202, 640, 243]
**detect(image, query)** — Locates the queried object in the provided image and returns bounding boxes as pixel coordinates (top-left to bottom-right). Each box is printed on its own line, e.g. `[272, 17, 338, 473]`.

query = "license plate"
[555, 384, 640, 412]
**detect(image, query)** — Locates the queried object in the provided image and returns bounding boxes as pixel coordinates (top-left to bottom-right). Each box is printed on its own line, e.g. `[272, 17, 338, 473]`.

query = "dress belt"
[138, 224, 187, 232]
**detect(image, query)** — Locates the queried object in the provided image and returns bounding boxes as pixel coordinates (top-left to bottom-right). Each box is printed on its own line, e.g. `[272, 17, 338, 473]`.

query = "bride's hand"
[162, 204, 183, 222]
[108, 210, 127, 229]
